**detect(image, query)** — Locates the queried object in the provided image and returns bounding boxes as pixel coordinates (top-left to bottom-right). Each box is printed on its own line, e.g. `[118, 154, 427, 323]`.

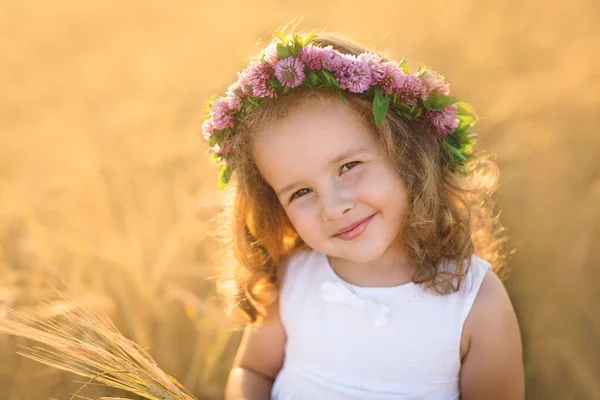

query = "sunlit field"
[1, 0, 599, 399]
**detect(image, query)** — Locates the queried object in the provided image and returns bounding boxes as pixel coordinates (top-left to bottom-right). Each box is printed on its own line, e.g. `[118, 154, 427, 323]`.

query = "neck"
[327, 240, 416, 287]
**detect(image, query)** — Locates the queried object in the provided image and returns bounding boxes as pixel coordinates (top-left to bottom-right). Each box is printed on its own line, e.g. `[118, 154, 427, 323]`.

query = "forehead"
[251, 97, 378, 188]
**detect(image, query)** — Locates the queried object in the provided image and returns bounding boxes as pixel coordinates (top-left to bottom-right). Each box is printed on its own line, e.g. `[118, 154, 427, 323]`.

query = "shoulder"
[231, 298, 286, 383]
[460, 268, 525, 399]
[465, 269, 515, 335]
[463, 254, 492, 291]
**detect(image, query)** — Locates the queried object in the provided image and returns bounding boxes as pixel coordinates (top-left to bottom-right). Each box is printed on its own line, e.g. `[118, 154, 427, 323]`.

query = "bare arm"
[225, 300, 287, 400]
[459, 270, 525, 400]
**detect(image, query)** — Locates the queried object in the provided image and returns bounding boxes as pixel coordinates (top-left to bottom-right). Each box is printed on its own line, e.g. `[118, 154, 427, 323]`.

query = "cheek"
[284, 204, 321, 238]
[360, 167, 409, 225]
[385, 178, 409, 217]
[360, 163, 405, 201]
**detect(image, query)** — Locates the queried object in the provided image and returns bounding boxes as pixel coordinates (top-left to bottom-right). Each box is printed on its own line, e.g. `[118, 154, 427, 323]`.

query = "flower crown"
[202, 32, 479, 189]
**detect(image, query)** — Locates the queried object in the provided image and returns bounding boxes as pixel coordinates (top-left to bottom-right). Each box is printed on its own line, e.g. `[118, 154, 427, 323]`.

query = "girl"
[204, 31, 524, 399]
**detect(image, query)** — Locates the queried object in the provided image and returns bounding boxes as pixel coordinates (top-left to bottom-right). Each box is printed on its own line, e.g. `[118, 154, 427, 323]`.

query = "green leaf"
[456, 101, 477, 118]
[322, 69, 341, 89]
[373, 87, 390, 127]
[455, 123, 471, 133]
[446, 134, 459, 149]
[396, 102, 411, 111]
[456, 117, 475, 133]
[448, 143, 467, 161]
[302, 29, 319, 46]
[274, 31, 289, 44]
[208, 128, 230, 147]
[202, 94, 218, 118]
[398, 58, 409, 74]
[426, 92, 460, 109]
[413, 107, 423, 119]
[242, 83, 253, 95]
[276, 43, 292, 59]
[291, 34, 303, 57]
[306, 71, 320, 86]
[337, 91, 349, 105]
[208, 132, 220, 147]
[415, 64, 428, 78]
[321, 69, 334, 82]
[270, 76, 283, 90]
[218, 163, 232, 190]
[457, 114, 476, 125]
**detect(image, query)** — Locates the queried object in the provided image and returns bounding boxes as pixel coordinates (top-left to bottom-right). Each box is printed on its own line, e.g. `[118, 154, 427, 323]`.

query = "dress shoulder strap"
[278, 248, 316, 330]
[459, 254, 492, 327]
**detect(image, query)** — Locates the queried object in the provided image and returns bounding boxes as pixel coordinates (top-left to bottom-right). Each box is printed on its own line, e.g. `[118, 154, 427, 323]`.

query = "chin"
[324, 237, 391, 263]
[347, 243, 389, 262]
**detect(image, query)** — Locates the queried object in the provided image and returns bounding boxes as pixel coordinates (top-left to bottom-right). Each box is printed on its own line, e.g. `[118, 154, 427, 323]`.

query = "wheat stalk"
[0, 293, 197, 400]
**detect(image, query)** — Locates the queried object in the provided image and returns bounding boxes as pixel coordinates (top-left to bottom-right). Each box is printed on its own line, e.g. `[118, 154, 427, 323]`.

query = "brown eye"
[340, 161, 360, 174]
[290, 188, 312, 202]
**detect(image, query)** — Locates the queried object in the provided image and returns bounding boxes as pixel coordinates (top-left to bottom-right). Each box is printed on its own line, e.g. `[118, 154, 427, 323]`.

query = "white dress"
[271, 249, 491, 400]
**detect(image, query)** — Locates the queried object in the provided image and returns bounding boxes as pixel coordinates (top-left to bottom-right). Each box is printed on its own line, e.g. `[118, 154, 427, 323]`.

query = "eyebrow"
[275, 147, 370, 198]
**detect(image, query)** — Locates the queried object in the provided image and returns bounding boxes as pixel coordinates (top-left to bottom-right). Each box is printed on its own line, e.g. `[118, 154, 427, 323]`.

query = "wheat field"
[1, 0, 599, 399]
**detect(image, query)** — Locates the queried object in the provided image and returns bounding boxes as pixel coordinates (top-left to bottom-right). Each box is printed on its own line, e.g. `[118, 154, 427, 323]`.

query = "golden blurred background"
[1, 0, 599, 399]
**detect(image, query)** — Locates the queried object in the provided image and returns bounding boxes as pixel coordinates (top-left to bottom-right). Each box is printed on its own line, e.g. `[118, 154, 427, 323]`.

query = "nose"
[320, 186, 355, 221]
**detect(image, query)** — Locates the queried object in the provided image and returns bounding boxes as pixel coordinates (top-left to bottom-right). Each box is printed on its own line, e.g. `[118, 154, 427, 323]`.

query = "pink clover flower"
[274, 56, 306, 88]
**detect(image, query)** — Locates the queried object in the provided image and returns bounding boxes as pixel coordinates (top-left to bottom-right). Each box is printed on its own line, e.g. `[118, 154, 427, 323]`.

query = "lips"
[333, 213, 376, 240]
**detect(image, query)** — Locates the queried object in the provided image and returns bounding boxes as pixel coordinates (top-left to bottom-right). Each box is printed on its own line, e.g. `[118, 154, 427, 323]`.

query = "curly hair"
[215, 32, 513, 324]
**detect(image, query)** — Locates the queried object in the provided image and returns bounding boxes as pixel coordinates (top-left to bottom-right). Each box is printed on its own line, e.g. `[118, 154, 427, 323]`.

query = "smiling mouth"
[333, 213, 376, 240]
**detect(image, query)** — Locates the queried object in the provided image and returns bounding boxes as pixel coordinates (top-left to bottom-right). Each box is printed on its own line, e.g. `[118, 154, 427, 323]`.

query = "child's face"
[252, 97, 409, 263]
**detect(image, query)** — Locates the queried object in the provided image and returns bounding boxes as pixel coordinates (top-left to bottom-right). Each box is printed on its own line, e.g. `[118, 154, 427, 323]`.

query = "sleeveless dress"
[271, 249, 491, 400]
